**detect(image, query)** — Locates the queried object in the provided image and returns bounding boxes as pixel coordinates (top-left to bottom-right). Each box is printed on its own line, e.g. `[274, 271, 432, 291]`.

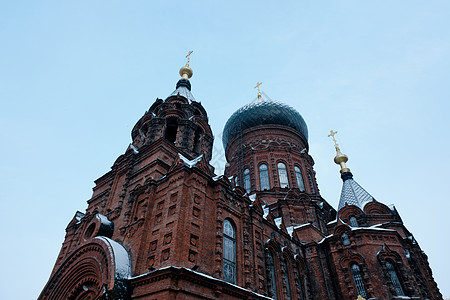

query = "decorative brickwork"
[40, 73, 442, 300]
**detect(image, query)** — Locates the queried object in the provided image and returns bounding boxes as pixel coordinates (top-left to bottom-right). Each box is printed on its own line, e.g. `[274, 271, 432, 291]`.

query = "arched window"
[349, 216, 358, 227]
[341, 233, 351, 246]
[350, 264, 368, 298]
[282, 259, 292, 300]
[259, 164, 270, 191]
[307, 171, 315, 193]
[164, 118, 178, 143]
[266, 251, 278, 299]
[294, 166, 305, 192]
[243, 168, 251, 193]
[386, 261, 405, 296]
[277, 162, 289, 188]
[223, 219, 236, 284]
[295, 265, 305, 300]
[193, 128, 203, 154]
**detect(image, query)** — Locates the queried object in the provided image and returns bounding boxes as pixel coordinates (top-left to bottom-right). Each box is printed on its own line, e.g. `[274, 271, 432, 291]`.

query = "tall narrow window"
[294, 166, 305, 192]
[243, 168, 251, 193]
[307, 171, 315, 193]
[277, 162, 289, 188]
[349, 216, 358, 227]
[193, 128, 203, 154]
[282, 259, 292, 300]
[259, 164, 270, 191]
[386, 261, 405, 296]
[350, 264, 368, 298]
[266, 251, 278, 299]
[164, 118, 178, 143]
[295, 266, 305, 300]
[223, 219, 236, 284]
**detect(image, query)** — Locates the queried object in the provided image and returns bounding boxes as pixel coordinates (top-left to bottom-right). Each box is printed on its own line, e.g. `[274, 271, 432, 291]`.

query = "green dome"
[222, 100, 308, 150]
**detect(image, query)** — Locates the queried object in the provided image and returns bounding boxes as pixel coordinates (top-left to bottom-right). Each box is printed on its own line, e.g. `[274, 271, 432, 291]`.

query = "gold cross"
[328, 130, 338, 146]
[186, 50, 193, 66]
[254, 82, 262, 93]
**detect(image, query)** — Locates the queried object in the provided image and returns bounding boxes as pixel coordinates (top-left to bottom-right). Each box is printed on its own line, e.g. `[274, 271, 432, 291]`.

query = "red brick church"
[39, 59, 442, 300]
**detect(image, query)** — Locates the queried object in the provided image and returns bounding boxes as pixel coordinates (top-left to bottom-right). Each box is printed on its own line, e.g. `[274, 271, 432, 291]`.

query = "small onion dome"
[179, 65, 193, 79]
[334, 152, 348, 165]
[222, 100, 308, 150]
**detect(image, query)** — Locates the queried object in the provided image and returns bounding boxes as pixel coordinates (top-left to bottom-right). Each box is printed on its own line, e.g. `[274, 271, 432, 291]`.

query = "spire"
[254, 82, 262, 101]
[328, 130, 374, 211]
[328, 130, 350, 174]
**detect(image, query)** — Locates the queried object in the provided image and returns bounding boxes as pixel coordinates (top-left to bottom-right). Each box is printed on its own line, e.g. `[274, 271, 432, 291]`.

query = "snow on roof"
[274, 217, 282, 229]
[95, 237, 131, 279]
[178, 153, 203, 168]
[131, 266, 272, 300]
[293, 223, 312, 230]
[351, 223, 395, 232]
[318, 234, 334, 244]
[327, 219, 337, 225]
[129, 144, 139, 154]
[96, 214, 113, 227]
[213, 175, 223, 181]
[248, 194, 256, 201]
[263, 205, 270, 219]
[75, 211, 85, 224]
[286, 225, 294, 237]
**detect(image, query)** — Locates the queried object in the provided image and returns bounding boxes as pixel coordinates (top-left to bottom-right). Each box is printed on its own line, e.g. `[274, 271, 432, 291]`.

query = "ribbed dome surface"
[222, 100, 308, 150]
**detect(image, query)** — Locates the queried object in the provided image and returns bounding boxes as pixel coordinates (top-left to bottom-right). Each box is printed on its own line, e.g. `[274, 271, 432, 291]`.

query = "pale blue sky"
[1, 1, 449, 299]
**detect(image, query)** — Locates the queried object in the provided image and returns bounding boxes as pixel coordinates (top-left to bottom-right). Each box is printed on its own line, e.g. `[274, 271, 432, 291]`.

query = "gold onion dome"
[179, 65, 193, 79]
[179, 50, 193, 80]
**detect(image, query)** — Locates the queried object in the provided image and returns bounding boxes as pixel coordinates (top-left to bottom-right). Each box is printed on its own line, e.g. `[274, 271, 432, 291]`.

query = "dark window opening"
[165, 118, 178, 143]
[193, 128, 203, 154]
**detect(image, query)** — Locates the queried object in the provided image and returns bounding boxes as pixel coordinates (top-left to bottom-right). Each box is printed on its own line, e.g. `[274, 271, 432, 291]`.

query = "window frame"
[350, 263, 368, 298]
[243, 168, 251, 193]
[259, 163, 270, 191]
[223, 219, 237, 284]
[294, 166, 305, 192]
[277, 162, 289, 188]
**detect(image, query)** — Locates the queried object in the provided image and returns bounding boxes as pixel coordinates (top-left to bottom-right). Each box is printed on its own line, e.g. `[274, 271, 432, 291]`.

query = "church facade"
[39, 61, 442, 300]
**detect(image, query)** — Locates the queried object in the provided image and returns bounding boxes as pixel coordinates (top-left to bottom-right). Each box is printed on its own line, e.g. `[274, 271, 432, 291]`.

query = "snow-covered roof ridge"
[338, 177, 374, 211]
[178, 153, 203, 168]
[130, 266, 272, 299]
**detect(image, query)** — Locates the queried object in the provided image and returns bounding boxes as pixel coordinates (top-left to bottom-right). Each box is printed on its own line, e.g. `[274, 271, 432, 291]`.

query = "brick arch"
[338, 205, 364, 222]
[39, 237, 131, 300]
[363, 200, 392, 215]
[334, 223, 352, 236]
[338, 249, 374, 298]
[377, 244, 412, 296]
[339, 249, 366, 269]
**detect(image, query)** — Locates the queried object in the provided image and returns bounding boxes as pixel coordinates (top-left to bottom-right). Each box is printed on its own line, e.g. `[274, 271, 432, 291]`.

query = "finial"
[328, 130, 350, 173]
[254, 82, 262, 101]
[179, 50, 193, 80]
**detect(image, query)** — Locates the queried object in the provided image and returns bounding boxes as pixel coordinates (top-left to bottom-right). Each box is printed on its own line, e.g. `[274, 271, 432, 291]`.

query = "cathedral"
[39, 58, 442, 300]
